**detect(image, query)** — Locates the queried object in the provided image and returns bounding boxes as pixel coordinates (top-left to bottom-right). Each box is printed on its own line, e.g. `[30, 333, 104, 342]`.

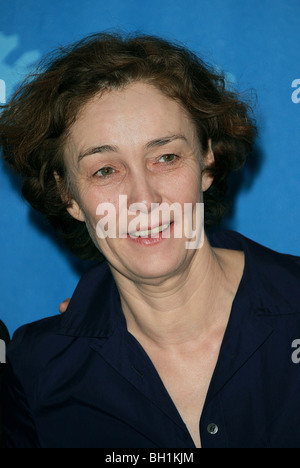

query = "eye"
[94, 167, 115, 178]
[158, 154, 178, 163]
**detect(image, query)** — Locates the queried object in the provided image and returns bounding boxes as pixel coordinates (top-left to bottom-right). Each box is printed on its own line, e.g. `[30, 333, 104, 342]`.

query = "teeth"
[130, 223, 170, 237]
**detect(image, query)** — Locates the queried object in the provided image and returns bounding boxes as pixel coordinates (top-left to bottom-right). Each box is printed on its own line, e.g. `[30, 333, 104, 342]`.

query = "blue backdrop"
[1, 0, 299, 337]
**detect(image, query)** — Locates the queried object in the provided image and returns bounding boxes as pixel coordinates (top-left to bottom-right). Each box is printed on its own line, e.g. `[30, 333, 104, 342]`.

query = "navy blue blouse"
[2, 231, 300, 448]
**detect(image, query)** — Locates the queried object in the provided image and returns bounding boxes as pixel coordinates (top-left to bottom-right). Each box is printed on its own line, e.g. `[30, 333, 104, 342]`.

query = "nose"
[126, 171, 162, 213]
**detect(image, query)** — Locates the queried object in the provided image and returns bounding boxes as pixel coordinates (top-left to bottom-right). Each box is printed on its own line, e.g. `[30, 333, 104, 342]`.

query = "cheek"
[77, 186, 116, 229]
[78, 188, 127, 244]
[80, 185, 116, 214]
[168, 167, 202, 204]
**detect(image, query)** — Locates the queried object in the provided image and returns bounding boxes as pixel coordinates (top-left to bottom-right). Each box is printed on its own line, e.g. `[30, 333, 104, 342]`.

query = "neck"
[110, 236, 242, 348]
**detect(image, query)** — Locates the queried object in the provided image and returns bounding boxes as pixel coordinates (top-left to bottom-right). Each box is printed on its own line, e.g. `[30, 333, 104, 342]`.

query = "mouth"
[129, 222, 171, 238]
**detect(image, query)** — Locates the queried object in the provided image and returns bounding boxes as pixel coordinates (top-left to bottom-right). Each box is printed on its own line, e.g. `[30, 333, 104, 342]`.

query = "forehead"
[67, 82, 196, 150]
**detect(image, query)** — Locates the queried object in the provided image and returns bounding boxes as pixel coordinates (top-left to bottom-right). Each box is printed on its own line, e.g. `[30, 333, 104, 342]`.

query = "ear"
[54, 172, 85, 222]
[66, 199, 85, 222]
[201, 139, 215, 192]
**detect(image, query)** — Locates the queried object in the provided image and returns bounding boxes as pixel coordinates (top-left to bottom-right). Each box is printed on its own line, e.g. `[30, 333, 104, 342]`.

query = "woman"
[1, 33, 300, 448]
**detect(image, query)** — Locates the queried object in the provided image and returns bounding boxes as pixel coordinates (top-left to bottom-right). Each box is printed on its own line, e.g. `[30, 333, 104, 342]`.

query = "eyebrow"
[77, 134, 188, 163]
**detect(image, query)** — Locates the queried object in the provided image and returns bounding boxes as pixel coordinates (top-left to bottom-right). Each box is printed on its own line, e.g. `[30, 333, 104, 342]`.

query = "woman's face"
[64, 82, 213, 283]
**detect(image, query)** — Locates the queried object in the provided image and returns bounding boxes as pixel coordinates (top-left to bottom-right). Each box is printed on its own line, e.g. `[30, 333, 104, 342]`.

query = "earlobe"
[201, 139, 215, 192]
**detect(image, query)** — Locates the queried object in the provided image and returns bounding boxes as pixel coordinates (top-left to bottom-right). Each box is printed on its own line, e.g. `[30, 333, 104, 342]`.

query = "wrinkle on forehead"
[65, 82, 202, 172]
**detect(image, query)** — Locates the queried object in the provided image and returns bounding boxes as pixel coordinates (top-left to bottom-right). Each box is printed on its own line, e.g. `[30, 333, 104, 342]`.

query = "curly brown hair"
[0, 32, 256, 261]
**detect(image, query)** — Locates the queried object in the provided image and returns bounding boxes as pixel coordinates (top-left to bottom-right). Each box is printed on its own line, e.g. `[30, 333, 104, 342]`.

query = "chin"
[122, 249, 190, 283]
[100, 236, 192, 282]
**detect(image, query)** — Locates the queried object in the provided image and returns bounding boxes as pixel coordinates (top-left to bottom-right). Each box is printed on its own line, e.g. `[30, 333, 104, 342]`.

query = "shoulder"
[209, 229, 300, 270]
[6, 260, 113, 374]
[209, 230, 300, 314]
[6, 314, 65, 375]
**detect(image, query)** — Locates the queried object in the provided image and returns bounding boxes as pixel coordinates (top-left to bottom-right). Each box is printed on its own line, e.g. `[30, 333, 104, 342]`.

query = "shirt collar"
[58, 261, 125, 338]
[209, 230, 300, 315]
[57, 230, 300, 338]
